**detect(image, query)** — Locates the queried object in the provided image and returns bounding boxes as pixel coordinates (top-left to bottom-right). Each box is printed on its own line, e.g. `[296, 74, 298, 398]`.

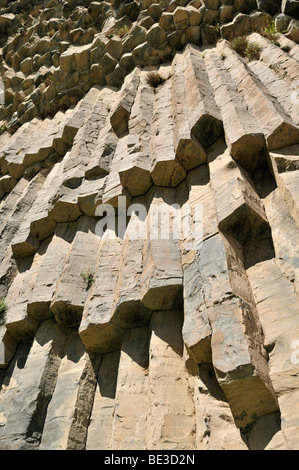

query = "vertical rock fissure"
[67, 351, 103, 450]
[23, 343, 64, 449]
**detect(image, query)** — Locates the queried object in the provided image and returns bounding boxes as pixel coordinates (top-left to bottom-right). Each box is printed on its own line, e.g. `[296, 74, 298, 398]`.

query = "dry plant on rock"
[146, 71, 166, 89]
[244, 41, 262, 61]
[231, 35, 249, 57]
[231, 36, 261, 61]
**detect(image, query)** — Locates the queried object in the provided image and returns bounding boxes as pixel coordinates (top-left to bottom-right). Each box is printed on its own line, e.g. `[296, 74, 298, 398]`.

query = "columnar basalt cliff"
[0, 0, 299, 451]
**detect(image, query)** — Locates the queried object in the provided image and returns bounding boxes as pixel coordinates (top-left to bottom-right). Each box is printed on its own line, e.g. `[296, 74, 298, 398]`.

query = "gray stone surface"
[0, 0, 298, 452]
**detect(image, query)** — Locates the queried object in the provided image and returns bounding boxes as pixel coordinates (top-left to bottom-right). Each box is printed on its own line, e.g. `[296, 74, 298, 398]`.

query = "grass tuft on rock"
[231, 36, 261, 62]
[146, 71, 166, 89]
[80, 267, 95, 290]
[0, 297, 8, 325]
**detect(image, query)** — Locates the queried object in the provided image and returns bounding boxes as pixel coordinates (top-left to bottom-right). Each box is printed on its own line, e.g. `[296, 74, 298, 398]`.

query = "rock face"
[0, 0, 299, 451]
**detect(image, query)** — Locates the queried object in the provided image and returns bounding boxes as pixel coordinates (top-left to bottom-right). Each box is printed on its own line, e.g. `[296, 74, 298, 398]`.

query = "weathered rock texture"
[0, 0, 299, 451]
